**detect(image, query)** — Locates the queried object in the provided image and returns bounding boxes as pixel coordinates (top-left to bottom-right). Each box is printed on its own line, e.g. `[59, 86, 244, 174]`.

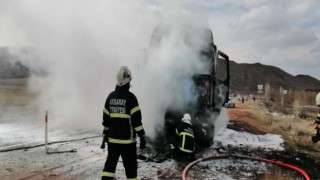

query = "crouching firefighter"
[101, 66, 146, 180]
[312, 92, 320, 143]
[170, 113, 195, 161]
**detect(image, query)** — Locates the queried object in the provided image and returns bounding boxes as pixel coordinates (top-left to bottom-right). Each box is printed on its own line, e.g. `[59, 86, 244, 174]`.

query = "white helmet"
[182, 113, 192, 125]
[116, 66, 132, 86]
[316, 92, 320, 106]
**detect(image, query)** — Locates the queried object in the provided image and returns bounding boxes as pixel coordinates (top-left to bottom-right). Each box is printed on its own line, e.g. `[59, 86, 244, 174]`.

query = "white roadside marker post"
[45, 111, 48, 154]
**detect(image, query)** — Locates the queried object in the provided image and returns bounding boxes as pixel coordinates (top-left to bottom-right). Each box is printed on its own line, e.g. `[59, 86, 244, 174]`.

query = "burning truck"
[148, 25, 230, 151]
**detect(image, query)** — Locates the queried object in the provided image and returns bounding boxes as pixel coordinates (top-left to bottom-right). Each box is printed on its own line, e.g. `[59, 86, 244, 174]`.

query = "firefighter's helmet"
[116, 66, 132, 86]
[316, 92, 320, 106]
[182, 113, 192, 125]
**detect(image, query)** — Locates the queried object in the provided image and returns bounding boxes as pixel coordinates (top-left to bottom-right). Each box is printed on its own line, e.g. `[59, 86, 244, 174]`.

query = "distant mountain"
[1, 46, 320, 92]
[227, 60, 320, 93]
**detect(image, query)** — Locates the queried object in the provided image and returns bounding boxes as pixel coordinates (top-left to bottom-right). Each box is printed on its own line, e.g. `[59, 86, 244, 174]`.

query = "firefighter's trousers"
[102, 142, 137, 180]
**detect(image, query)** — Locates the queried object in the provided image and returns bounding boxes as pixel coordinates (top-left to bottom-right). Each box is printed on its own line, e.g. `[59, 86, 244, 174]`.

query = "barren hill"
[228, 60, 320, 93]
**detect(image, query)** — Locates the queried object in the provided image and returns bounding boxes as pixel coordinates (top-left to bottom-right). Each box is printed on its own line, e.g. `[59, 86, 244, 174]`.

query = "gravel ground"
[1, 125, 304, 180]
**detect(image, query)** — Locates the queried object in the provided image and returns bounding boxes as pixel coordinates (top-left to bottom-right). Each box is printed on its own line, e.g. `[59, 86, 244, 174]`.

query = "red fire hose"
[182, 154, 310, 180]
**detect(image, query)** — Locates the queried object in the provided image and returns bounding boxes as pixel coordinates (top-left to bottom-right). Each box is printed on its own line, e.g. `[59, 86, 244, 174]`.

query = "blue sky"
[198, 0, 320, 80]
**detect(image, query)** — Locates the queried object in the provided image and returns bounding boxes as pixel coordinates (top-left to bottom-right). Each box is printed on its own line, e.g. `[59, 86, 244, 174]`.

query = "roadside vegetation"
[235, 88, 320, 156]
[230, 89, 319, 179]
[262, 168, 303, 180]
[0, 83, 34, 106]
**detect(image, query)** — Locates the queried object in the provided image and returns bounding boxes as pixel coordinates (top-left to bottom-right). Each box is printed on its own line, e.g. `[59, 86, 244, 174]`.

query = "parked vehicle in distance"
[224, 97, 235, 108]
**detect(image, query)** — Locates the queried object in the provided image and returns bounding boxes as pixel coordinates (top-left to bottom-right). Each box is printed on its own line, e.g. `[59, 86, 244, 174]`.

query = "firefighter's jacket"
[103, 84, 145, 144]
[175, 120, 195, 153]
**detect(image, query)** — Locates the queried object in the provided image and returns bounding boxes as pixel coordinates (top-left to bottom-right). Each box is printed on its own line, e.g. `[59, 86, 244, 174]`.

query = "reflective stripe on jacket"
[102, 84, 145, 144]
[175, 120, 195, 153]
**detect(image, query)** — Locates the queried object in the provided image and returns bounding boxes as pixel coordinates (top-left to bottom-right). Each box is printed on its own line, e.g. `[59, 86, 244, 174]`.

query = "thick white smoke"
[2, 0, 227, 139]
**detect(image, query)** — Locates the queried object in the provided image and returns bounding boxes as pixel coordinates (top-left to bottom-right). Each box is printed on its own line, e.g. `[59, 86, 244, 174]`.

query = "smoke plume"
[2, 0, 230, 139]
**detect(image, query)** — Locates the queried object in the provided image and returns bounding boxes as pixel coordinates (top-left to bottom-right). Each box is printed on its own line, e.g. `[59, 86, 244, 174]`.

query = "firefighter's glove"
[103, 134, 108, 143]
[101, 134, 108, 149]
[139, 136, 146, 149]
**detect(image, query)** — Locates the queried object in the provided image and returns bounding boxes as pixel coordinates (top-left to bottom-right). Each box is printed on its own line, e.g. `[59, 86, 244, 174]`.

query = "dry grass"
[0, 84, 36, 106]
[243, 90, 320, 155]
[262, 168, 303, 180]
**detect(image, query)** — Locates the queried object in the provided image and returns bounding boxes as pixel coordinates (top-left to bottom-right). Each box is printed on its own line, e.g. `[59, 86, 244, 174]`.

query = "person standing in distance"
[312, 92, 320, 143]
[101, 66, 146, 180]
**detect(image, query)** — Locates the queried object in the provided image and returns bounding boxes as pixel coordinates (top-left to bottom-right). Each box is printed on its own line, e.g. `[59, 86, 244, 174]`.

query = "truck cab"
[149, 25, 230, 148]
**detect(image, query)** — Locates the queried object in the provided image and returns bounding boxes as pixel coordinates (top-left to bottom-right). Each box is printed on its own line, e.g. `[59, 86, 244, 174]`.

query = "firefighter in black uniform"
[312, 92, 320, 143]
[170, 113, 195, 161]
[101, 66, 146, 180]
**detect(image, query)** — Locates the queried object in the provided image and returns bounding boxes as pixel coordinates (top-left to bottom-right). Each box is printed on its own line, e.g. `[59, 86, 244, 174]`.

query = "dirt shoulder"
[226, 100, 270, 135]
